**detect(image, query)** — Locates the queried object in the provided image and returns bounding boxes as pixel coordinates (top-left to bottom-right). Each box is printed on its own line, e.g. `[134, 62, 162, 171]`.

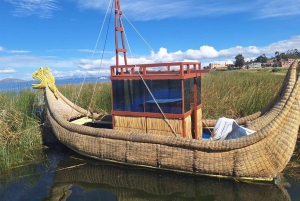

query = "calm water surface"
[0, 144, 299, 201]
[0, 77, 108, 92]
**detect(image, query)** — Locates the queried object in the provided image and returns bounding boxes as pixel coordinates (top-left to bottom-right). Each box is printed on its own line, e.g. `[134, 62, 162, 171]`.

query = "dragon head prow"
[31, 67, 58, 98]
[32, 67, 47, 89]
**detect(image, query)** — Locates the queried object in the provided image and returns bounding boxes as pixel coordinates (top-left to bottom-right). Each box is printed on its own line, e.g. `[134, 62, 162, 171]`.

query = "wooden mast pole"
[115, 0, 128, 70]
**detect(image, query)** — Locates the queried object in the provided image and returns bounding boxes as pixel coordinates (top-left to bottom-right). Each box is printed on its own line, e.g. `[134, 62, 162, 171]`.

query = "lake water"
[1, 78, 300, 200]
[0, 77, 108, 92]
[0, 143, 299, 201]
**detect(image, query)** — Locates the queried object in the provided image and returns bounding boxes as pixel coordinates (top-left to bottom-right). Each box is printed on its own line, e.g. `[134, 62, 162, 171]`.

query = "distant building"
[266, 59, 274, 67]
[209, 63, 228, 70]
[247, 63, 262, 69]
[281, 58, 295, 68]
[281, 60, 290, 68]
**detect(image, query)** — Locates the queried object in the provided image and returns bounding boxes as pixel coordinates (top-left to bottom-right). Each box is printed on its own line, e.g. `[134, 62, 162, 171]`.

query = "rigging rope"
[69, 0, 113, 119]
[123, 14, 155, 53]
[87, 0, 114, 116]
[123, 19, 177, 137]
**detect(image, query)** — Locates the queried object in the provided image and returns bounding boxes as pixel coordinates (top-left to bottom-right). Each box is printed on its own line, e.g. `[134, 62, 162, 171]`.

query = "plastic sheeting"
[211, 117, 255, 140]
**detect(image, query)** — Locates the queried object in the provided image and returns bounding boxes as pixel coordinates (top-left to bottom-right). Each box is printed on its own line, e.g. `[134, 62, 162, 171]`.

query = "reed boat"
[32, 0, 300, 182]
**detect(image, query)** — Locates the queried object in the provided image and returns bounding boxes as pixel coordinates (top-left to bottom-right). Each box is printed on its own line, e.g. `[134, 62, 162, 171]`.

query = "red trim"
[181, 80, 185, 114]
[117, 48, 126, 52]
[111, 74, 200, 80]
[115, 0, 127, 66]
[193, 78, 198, 139]
[111, 62, 202, 78]
[197, 104, 203, 110]
[111, 61, 201, 68]
[111, 81, 115, 129]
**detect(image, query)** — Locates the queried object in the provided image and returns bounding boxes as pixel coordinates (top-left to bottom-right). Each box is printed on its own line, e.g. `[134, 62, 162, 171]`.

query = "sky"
[0, 0, 299, 80]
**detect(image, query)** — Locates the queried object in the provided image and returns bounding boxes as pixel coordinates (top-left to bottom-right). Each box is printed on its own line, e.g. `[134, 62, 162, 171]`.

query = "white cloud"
[76, 0, 300, 21]
[77, 0, 250, 21]
[1, 36, 299, 79]
[7, 50, 31, 53]
[6, 0, 60, 18]
[0, 68, 16, 74]
[255, 0, 300, 18]
[73, 35, 300, 71]
[0, 55, 76, 69]
[0, 46, 30, 54]
[50, 69, 107, 78]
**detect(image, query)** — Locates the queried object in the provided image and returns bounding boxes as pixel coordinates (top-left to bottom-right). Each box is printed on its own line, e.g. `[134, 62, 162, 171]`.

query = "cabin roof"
[110, 61, 208, 80]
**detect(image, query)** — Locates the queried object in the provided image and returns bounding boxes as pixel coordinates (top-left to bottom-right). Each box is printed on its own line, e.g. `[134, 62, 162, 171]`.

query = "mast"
[115, 0, 127, 67]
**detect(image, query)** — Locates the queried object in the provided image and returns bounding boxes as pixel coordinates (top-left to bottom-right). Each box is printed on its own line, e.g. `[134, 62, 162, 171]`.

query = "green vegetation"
[0, 90, 43, 172]
[201, 70, 285, 119]
[234, 54, 245, 68]
[57, 82, 112, 114]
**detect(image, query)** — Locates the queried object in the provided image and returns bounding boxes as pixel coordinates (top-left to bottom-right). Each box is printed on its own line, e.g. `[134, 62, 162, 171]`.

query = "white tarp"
[211, 117, 255, 140]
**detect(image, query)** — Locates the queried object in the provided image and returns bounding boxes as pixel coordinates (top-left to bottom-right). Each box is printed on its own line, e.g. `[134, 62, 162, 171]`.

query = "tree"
[255, 54, 268, 63]
[235, 54, 245, 68]
[285, 49, 299, 59]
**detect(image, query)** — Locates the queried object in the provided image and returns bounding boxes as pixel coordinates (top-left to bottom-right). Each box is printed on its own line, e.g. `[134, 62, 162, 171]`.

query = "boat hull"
[36, 60, 300, 182]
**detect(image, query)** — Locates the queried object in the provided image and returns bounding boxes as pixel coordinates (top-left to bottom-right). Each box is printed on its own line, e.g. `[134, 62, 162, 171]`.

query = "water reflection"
[48, 157, 292, 201]
[0, 145, 295, 201]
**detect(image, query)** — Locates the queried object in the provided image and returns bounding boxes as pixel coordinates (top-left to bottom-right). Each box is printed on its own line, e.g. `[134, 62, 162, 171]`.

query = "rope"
[69, 0, 113, 119]
[123, 20, 177, 137]
[87, 0, 114, 116]
[123, 14, 155, 53]
[202, 120, 213, 139]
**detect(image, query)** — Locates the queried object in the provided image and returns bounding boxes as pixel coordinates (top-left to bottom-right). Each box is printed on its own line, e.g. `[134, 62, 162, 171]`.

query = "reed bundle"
[114, 116, 146, 133]
[147, 117, 183, 137]
[196, 108, 203, 138]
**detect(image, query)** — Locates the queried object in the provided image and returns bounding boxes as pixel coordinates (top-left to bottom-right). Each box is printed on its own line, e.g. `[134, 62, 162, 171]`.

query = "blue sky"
[0, 0, 299, 80]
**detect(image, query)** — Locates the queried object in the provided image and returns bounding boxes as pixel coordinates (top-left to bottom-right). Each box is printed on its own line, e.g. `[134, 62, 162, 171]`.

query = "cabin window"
[184, 78, 194, 112]
[144, 80, 182, 114]
[112, 80, 144, 112]
[112, 79, 182, 114]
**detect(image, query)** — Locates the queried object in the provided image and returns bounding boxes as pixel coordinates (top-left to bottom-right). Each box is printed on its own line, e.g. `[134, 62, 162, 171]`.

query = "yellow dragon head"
[32, 67, 58, 99]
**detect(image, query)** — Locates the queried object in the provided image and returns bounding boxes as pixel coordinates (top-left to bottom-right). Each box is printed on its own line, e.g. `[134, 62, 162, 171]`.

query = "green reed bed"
[0, 90, 43, 172]
[201, 70, 286, 119]
[57, 82, 112, 114]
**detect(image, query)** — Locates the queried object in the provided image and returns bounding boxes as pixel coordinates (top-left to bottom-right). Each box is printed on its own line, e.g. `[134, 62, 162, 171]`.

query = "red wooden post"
[115, 0, 127, 67]
[193, 77, 198, 139]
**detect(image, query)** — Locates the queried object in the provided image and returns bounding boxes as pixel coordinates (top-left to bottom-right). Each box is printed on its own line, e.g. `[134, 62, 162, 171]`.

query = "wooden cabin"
[110, 62, 204, 139]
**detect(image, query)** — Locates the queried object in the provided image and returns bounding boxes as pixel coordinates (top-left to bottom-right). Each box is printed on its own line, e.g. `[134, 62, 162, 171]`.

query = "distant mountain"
[0, 78, 25, 83]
